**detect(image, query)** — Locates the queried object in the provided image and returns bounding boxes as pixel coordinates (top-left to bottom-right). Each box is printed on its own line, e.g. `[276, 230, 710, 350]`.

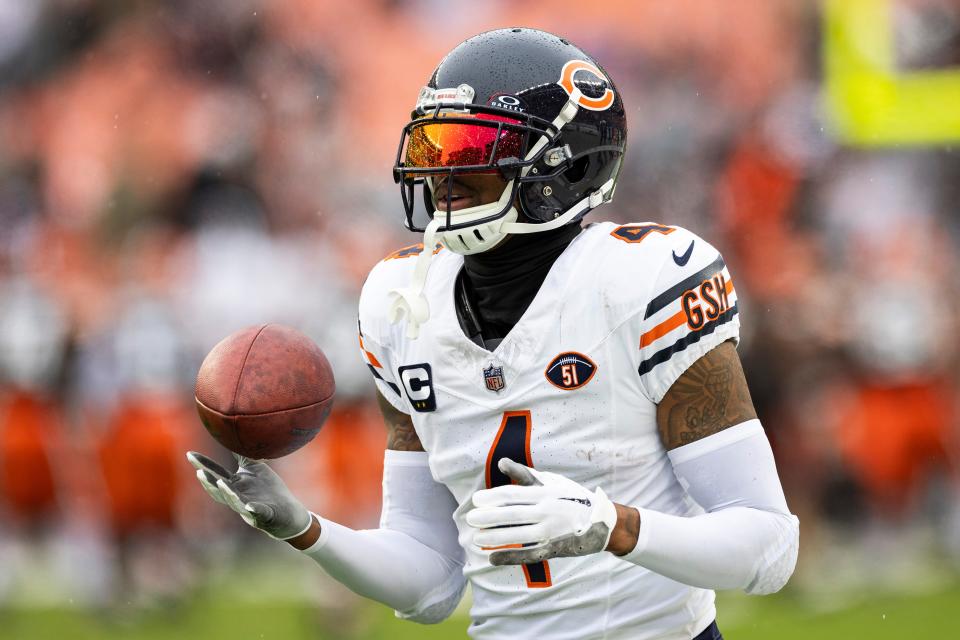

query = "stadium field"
[3, 582, 957, 639]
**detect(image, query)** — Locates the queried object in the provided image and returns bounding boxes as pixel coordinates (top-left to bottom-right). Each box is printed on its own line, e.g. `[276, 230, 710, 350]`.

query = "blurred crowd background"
[1, 0, 959, 632]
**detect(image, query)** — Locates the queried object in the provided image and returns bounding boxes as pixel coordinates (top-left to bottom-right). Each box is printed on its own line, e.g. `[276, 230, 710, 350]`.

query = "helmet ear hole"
[563, 156, 590, 184]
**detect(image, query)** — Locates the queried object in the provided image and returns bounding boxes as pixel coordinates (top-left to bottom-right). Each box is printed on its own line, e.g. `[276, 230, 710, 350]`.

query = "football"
[194, 324, 335, 459]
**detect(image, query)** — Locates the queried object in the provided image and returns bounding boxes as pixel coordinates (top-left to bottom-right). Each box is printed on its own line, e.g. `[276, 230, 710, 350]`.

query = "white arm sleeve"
[302, 450, 466, 623]
[622, 420, 799, 595]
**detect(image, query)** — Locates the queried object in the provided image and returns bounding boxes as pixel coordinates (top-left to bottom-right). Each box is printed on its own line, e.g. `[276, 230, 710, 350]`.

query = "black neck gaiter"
[460, 223, 582, 341]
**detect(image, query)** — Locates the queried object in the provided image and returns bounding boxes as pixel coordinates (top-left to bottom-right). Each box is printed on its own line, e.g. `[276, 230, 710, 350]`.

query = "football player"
[189, 28, 799, 640]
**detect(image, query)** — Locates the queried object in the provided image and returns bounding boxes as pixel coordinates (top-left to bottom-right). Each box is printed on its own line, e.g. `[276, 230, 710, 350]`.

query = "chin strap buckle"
[588, 189, 605, 209]
[589, 177, 616, 209]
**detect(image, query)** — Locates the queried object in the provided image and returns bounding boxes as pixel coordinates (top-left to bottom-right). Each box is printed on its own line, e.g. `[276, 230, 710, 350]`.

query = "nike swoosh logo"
[672, 240, 695, 266]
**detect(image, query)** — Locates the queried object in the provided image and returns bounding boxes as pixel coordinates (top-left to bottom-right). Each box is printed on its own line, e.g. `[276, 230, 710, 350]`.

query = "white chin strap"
[432, 178, 520, 256]
[501, 176, 614, 235]
[387, 96, 615, 339]
[387, 218, 440, 339]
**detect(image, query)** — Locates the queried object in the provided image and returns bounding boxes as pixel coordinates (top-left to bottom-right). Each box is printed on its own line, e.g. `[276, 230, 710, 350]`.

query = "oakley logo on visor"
[488, 94, 526, 112]
[557, 60, 614, 111]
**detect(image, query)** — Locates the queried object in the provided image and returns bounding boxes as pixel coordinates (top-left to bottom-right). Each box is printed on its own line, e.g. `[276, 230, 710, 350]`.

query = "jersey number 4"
[484, 410, 552, 588]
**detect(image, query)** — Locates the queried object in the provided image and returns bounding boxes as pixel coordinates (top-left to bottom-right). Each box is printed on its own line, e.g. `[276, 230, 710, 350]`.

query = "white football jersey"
[358, 221, 740, 640]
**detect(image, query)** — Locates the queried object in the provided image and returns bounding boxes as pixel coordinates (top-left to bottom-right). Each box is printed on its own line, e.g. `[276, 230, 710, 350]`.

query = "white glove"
[186, 451, 313, 541]
[466, 458, 618, 565]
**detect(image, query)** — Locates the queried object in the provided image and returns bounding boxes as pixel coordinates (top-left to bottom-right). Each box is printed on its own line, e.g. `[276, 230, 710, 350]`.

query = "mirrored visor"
[403, 113, 525, 172]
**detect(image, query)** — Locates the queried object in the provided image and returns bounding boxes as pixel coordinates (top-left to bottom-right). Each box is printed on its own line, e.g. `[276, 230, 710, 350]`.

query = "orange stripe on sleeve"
[639, 310, 687, 348]
[639, 274, 736, 349]
[358, 334, 383, 369]
[366, 351, 383, 368]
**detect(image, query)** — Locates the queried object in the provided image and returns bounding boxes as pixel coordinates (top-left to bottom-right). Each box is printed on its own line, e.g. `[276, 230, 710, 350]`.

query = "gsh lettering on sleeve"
[682, 274, 731, 330]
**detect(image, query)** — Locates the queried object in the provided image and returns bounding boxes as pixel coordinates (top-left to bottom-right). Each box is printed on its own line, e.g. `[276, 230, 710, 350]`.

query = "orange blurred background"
[0, 0, 958, 614]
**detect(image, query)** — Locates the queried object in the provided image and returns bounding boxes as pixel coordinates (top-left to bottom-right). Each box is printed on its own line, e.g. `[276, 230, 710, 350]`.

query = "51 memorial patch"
[545, 352, 597, 390]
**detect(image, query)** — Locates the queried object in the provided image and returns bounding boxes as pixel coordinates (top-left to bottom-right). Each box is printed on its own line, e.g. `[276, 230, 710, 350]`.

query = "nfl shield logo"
[483, 364, 505, 392]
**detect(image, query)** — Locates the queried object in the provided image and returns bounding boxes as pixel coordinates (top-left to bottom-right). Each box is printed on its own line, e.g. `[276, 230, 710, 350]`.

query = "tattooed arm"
[656, 340, 757, 449]
[610, 341, 799, 594]
[607, 340, 756, 553]
[377, 391, 425, 452]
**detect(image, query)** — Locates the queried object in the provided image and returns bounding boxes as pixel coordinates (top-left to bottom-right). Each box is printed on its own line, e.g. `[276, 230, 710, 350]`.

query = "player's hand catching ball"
[467, 459, 618, 565]
[187, 451, 313, 541]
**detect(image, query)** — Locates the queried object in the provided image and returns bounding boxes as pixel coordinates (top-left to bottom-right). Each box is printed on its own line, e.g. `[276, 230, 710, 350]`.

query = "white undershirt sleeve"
[622, 420, 799, 595]
[302, 450, 466, 623]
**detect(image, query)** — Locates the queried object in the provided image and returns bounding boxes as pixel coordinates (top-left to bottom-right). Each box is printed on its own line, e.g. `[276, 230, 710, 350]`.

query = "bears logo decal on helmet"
[557, 60, 615, 111]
